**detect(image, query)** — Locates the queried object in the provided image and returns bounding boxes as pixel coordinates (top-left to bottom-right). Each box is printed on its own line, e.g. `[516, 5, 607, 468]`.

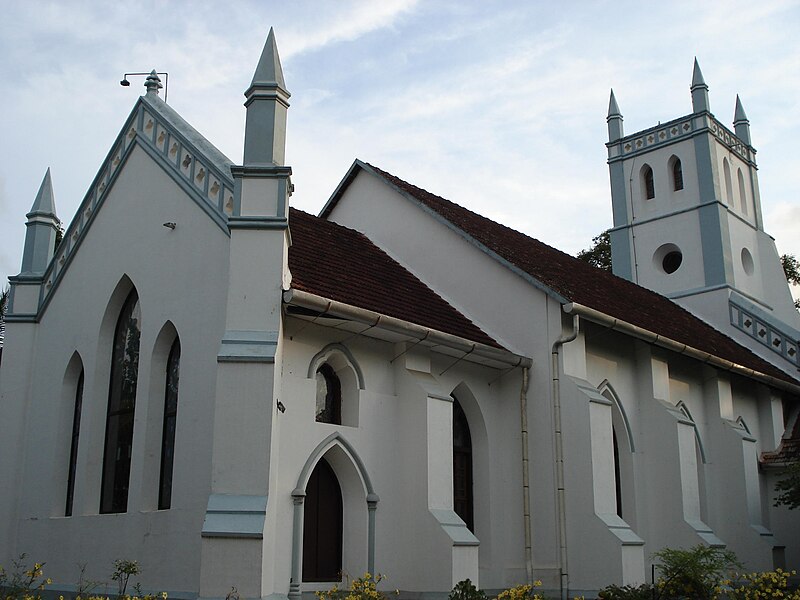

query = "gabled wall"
[0, 143, 231, 594]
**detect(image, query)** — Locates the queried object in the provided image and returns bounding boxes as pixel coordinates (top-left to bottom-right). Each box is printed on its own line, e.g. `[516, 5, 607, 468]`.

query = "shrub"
[496, 582, 544, 600]
[449, 580, 486, 600]
[725, 568, 800, 599]
[0, 555, 51, 600]
[316, 573, 395, 600]
[597, 583, 655, 600]
[653, 545, 740, 600]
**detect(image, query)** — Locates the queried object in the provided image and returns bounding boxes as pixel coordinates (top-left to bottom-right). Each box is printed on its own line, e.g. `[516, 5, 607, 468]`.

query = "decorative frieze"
[37, 97, 235, 312]
[730, 301, 799, 366]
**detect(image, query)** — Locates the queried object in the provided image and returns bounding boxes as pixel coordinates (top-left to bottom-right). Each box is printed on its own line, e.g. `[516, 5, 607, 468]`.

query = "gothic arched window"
[737, 169, 748, 215]
[453, 397, 474, 532]
[158, 337, 181, 510]
[65, 369, 84, 516]
[303, 458, 343, 582]
[315, 364, 341, 424]
[671, 157, 684, 191]
[642, 165, 655, 200]
[100, 290, 141, 514]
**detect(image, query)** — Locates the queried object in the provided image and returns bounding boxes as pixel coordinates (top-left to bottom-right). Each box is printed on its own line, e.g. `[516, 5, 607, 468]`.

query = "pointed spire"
[21, 169, 60, 276]
[691, 57, 710, 114]
[145, 70, 163, 95]
[28, 168, 57, 217]
[734, 94, 752, 145]
[607, 89, 624, 142]
[243, 27, 291, 166]
[249, 28, 287, 92]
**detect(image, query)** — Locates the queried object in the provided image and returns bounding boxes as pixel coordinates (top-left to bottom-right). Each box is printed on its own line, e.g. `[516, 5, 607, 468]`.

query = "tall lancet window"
[100, 290, 141, 514]
[642, 165, 655, 200]
[453, 397, 474, 532]
[65, 370, 84, 516]
[159, 338, 181, 510]
[671, 157, 684, 191]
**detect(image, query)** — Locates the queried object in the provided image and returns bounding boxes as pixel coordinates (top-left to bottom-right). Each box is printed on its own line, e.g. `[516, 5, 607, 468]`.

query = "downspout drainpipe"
[552, 314, 579, 600]
[520, 366, 533, 584]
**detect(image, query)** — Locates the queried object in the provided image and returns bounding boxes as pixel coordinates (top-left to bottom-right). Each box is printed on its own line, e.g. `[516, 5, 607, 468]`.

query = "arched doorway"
[303, 457, 343, 582]
[453, 397, 474, 532]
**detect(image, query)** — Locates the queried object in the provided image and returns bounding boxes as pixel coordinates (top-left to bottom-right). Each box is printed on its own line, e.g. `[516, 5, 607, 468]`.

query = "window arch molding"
[723, 157, 733, 205]
[54, 351, 85, 517]
[598, 381, 635, 452]
[640, 164, 655, 200]
[290, 433, 378, 596]
[668, 155, 684, 192]
[144, 321, 181, 510]
[598, 381, 636, 524]
[99, 282, 142, 514]
[307, 343, 364, 427]
[677, 401, 707, 463]
[306, 343, 365, 390]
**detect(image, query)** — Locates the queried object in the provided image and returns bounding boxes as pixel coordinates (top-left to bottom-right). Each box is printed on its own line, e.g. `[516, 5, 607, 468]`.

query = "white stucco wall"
[0, 144, 231, 594]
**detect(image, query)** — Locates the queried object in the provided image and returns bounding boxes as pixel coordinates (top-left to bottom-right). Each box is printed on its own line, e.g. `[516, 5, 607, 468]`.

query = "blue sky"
[1, 1, 799, 298]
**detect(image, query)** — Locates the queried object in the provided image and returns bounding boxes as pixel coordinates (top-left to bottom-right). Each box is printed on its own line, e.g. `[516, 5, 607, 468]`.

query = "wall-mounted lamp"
[120, 71, 169, 102]
[277, 400, 286, 414]
[162, 222, 176, 230]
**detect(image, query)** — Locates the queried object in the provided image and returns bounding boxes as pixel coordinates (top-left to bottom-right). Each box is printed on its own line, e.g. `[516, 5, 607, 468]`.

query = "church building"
[1, 29, 798, 600]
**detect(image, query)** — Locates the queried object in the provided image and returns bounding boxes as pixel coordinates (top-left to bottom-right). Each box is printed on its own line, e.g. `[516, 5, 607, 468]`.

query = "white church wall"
[0, 143, 231, 595]
[276, 318, 528, 594]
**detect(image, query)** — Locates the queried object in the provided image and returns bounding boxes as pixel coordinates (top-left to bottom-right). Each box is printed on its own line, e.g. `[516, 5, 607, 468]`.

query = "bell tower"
[607, 60, 800, 372]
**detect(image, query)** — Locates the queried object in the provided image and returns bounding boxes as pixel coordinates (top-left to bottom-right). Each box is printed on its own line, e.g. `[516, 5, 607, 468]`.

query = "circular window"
[662, 251, 683, 274]
[741, 248, 754, 276]
[653, 243, 683, 275]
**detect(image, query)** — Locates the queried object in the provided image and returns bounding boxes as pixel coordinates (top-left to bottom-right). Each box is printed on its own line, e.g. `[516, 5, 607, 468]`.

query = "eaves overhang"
[564, 302, 800, 397]
[283, 288, 531, 371]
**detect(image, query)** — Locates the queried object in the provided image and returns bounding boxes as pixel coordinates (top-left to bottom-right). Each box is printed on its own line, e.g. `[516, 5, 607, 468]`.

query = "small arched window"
[158, 337, 181, 510]
[737, 169, 748, 215]
[723, 158, 733, 205]
[315, 364, 341, 424]
[100, 289, 141, 514]
[453, 397, 474, 532]
[642, 165, 655, 200]
[65, 369, 84, 516]
[671, 157, 684, 191]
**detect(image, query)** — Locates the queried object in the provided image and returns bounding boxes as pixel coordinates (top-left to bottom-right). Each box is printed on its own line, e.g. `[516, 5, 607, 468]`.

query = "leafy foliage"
[316, 573, 396, 600]
[774, 461, 800, 510]
[597, 583, 654, 600]
[725, 568, 800, 599]
[496, 583, 544, 600]
[0, 555, 50, 600]
[781, 254, 800, 310]
[448, 580, 487, 600]
[653, 545, 740, 600]
[576, 230, 612, 271]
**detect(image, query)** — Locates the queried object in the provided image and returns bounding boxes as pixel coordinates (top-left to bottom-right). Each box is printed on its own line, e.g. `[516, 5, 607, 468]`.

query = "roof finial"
[145, 70, 163, 95]
[690, 57, 710, 114]
[607, 89, 624, 142]
[249, 27, 287, 92]
[734, 94, 752, 145]
[243, 27, 291, 166]
[29, 167, 57, 216]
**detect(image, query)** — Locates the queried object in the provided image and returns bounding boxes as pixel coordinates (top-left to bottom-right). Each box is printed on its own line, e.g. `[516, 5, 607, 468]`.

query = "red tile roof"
[287, 207, 501, 349]
[325, 161, 799, 389]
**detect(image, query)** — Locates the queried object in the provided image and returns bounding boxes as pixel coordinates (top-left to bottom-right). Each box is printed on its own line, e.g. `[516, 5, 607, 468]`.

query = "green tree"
[576, 230, 612, 271]
[774, 461, 800, 510]
[781, 253, 800, 310]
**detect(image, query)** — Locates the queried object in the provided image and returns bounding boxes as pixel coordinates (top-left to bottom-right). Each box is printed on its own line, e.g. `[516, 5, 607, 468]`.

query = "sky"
[1, 0, 799, 299]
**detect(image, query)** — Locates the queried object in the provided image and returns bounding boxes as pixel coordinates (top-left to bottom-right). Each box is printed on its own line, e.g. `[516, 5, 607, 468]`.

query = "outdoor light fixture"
[162, 222, 176, 230]
[120, 72, 169, 102]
